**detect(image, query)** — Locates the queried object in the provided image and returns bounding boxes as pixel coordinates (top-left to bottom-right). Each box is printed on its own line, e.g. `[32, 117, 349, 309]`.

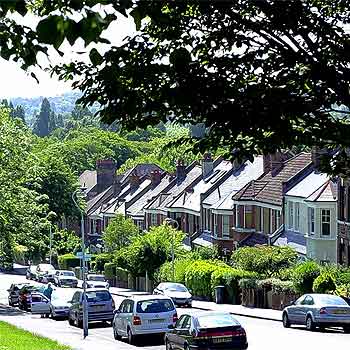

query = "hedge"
[58, 254, 81, 270]
[211, 267, 257, 303]
[93, 253, 112, 272]
[157, 258, 196, 284]
[313, 272, 337, 293]
[292, 261, 321, 294]
[116, 267, 128, 282]
[185, 260, 229, 299]
[104, 262, 116, 280]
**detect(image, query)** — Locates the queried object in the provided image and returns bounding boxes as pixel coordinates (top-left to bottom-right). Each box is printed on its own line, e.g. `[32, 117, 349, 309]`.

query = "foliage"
[104, 262, 116, 280]
[122, 126, 165, 142]
[337, 273, 350, 286]
[58, 254, 81, 270]
[116, 267, 129, 283]
[230, 246, 298, 276]
[313, 272, 337, 294]
[291, 261, 321, 294]
[103, 214, 140, 253]
[271, 280, 297, 294]
[52, 229, 80, 256]
[93, 253, 112, 273]
[157, 258, 196, 285]
[32, 98, 53, 137]
[188, 245, 221, 261]
[239, 278, 258, 290]
[334, 284, 350, 298]
[115, 224, 186, 279]
[211, 267, 257, 302]
[185, 260, 229, 298]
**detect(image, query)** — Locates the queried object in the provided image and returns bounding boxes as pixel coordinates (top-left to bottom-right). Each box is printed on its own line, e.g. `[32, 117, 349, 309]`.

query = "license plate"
[213, 337, 231, 344]
[149, 319, 165, 323]
[92, 305, 104, 311]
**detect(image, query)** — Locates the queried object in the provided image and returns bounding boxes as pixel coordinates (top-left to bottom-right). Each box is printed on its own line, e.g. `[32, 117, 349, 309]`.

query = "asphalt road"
[1, 273, 350, 350]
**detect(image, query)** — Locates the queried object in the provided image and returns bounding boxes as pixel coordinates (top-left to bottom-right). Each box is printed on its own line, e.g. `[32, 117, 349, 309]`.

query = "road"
[0, 273, 349, 350]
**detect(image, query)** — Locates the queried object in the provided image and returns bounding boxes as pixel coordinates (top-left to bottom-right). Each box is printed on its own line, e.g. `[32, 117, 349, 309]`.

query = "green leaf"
[89, 48, 103, 66]
[36, 16, 64, 49]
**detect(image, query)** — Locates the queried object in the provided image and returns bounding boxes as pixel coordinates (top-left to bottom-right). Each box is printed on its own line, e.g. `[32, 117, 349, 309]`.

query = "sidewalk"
[109, 287, 282, 322]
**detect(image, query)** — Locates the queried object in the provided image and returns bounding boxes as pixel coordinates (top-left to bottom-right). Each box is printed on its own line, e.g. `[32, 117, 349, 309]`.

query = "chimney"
[311, 146, 327, 169]
[270, 151, 284, 176]
[150, 170, 162, 187]
[129, 171, 140, 190]
[202, 153, 214, 178]
[263, 154, 271, 173]
[176, 160, 186, 182]
[96, 159, 116, 193]
[112, 175, 122, 195]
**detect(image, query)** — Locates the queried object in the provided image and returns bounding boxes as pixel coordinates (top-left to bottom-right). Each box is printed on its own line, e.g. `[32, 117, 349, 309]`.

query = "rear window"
[86, 291, 111, 302]
[316, 295, 348, 306]
[88, 275, 105, 282]
[136, 299, 174, 313]
[61, 272, 75, 277]
[197, 314, 238, 328]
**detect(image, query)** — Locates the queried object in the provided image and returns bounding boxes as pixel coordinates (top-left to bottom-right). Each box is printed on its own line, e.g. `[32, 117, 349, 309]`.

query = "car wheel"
[127, 327, 136, 345]
[68, 314, 74, 326]
[113, 326, 122, 340]
[306, 315, 315, 331]
[165, 339, 173, 350]
[282, 313, 291, 328]
[343, 326, 350, 334]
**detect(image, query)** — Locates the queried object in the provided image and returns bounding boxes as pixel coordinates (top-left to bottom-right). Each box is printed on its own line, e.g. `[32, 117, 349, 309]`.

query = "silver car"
[153, 282, 192, 307]
[282, 293, 350, 332]
[113, 295, 177, 344]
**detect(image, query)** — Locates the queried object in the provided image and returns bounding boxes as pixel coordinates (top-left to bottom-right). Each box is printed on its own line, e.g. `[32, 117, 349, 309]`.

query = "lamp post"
[164, 218, 179, 282]
[49, 224, 52, 265]
[72, 187, 88, 339]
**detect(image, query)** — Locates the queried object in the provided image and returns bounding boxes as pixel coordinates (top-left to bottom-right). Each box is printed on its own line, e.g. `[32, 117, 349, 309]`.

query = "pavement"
[109, 286, 282, 322]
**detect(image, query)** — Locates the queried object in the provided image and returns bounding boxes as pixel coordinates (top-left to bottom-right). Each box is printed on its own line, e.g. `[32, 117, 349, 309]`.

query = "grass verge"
[0, 321, 71, 350]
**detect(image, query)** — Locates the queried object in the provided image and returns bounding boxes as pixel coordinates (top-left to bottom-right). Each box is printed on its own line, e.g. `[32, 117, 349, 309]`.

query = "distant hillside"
[9, 91, 98, 126]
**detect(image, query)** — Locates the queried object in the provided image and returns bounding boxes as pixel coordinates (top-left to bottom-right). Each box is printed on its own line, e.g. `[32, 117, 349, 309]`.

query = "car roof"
[191, 311, 239, 319]
[128, 294, 173, 301]
[83, 288, 110, 292]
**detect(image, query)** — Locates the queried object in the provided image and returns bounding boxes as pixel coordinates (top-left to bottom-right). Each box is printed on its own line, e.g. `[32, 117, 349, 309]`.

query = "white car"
[153, 282, 192, 307]
[112, 295, 177, 344]
[54, 270, 78, 288]
[85, 274, 109, 289]
[36, 264, 56, 283]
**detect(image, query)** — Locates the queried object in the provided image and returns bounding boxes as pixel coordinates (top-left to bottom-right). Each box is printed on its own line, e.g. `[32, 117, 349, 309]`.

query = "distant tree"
[1, 99, 8, 108]
[48, 110, 56, 134]
[11, 105, 26, 123]
[71, 104, 92, 120]
[33, 98, 51, 137]
[56, 113, 64, 128]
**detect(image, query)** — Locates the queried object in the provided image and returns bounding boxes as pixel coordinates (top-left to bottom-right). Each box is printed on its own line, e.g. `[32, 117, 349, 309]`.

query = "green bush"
[116, 267, 128, 282]
[104, 262, 116, 280]
[313, 272, 337, 293]
[58, 253, 81, 270]
[239, 278, 258, 289]
[230, 246, 298, 276]
[157, 258, 196, 284]
[270, 280, 297, 294]
[292, 261, 321, 294]
[93, 253, 112, 272]
[185, 260, 228, 299]
[211, 267, 257, 303]
[336, 272, 350, 286]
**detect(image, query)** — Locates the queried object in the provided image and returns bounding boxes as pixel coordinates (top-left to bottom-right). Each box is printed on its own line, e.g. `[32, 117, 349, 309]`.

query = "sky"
[0, 10, 136, 99]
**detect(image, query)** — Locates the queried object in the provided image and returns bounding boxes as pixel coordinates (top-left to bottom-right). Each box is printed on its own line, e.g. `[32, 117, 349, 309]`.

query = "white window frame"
[308, 207, 315, 235]
[295, 203, 300, 232]
[321, 209, 331, 236]
[288, 202, 294, 229]
[151, 214, 157, 227]
[276, 210, 281, 228]
[222, 215, 230, 238]
[213, 214, 218, 237]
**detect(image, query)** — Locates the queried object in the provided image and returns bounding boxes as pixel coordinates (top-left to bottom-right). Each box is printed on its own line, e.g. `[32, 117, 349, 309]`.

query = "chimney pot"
[202, 153, 214, 178]
[176, 160, 186, 182]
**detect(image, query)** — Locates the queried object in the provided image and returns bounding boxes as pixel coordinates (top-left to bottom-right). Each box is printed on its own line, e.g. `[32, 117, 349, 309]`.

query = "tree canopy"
[2, 1, 350, 172]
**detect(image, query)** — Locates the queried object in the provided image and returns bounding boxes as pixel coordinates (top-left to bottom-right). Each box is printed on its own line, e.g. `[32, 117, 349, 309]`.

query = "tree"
[11, 105, 26, 123]
[33, 98, 51, 137]
[102, 214, 140, 253]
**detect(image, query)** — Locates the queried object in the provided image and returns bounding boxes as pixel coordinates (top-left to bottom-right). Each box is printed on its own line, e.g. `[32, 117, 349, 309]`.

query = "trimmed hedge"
[211, 267, 257, 303]
[157, 258, 196, 284]
[292, 261, 321, 294]
[58, 254, 81, 270]
[93, 253, 112, 272]
[104, 262, 116, 280]
[185, 260, 229, 299]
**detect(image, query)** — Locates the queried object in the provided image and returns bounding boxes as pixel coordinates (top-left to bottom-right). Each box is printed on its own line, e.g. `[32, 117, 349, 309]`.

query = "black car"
[165, 312, 248, 350]
[8, 283, 30, 306]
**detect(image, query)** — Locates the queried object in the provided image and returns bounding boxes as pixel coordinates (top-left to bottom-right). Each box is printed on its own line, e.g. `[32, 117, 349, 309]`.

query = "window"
[308, 207, 315, 235]
[236, 205, 244, 228]
[321, 209, 331, 236]
[151, 214, 157, 227]
[213, 215, 218, 237]
[136, 299, 175, 313]
[295, 203, 300, 231]
[288, 202, 294, 229]
[276, 210, 281, 228]
[245, 205, 253, 228]
[222, 215, 230, 238]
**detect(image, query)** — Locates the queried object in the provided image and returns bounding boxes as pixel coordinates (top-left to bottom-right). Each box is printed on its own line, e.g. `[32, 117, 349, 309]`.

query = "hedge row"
[58, 254, 81, 270]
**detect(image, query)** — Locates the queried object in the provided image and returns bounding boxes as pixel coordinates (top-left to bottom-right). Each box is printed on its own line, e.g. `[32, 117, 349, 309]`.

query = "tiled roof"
[206, 156, 264, 211]
[86, 186, 113, 215]
[145, 162, 203, 212]
[169, 160, 233, 213]
[120, 163, 163, 183]
[234, 152, 312, 206]
[274, 231, 306, 255]
[306, 180, 337, 202]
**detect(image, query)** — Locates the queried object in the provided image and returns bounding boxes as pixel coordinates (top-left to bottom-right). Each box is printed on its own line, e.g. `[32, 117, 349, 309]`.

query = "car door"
[70, 292, 81, 320]
[170, 315, 187, 349]
[299, 295, 314, 323]
[31, 294, 51, 314]
[176, 315, 191, 349]
[115, 300, 128, 335]
[124, 300, 134, 334]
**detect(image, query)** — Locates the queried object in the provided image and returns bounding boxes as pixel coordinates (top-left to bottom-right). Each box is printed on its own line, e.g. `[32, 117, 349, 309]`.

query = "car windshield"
[315, 295, 348, 306]
[197, 314, 239, 328]
[40, 264, 55, 271]
[165, 284, 188, 292]
[136, 299, 174, 313]
[86, 291, 111, 302]
[88, 275, 105, 282]
[61, 272, 75, 277]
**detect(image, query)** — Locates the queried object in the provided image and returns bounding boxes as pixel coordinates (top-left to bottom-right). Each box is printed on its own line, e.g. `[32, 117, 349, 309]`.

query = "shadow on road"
[0, 304, 26, 316]
[292, 325, 345, 334]
[117, 334, 164, 347]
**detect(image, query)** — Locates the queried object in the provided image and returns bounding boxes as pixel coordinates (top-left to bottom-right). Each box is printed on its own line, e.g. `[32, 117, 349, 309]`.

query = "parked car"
[153, 282, 192, 307]
[26, 265, 37, 280]
[113, 295, 177, 344]
[165, 312, 248, 350]
[68, 288, 115, 327]
[84, 274, 109, 289]
[54, 270, 78, 288]
[282, 293, 350, 332]
[18, 285, 45, 311]
[30, 292, 51, 317]
[7, 283, 30, 306]
[36, 263, 56, 283]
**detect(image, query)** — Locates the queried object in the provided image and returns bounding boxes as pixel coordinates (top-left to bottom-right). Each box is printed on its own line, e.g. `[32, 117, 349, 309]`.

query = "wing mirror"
[114, 309, 120, 315]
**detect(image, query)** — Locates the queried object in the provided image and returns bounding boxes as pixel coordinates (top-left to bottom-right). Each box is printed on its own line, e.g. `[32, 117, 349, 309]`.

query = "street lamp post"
[164, 218, 179, 282]
[49, 224, 52, 265]
[72, 188, 88, 339]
